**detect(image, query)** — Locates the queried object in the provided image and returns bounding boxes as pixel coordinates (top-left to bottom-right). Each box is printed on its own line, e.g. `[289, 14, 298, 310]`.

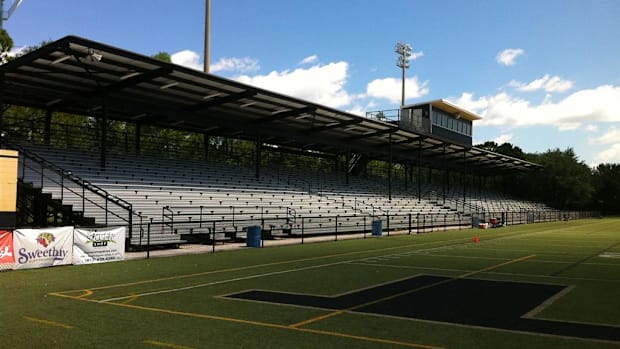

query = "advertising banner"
[0, 230, 14, 270]
[13, 226, 73, 270]
[73, 227, 126, 265]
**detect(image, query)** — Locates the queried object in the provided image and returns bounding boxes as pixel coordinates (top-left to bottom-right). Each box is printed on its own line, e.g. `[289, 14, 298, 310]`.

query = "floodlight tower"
[395, 42, 412, 107]
[204, 0, 210, 73]
[0, 0, 23, 29]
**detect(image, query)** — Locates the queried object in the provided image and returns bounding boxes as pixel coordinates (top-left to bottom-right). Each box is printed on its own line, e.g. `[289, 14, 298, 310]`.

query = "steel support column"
[255, 136, 262, 179]
[388, 133, 392, 200]
[0, 103, 4, 147]
[442, 144, 446, 204]
[135, 123, 141, 154]
[345, 151, 350, 186]
[203, 133, 210, 161]
[44, 109, 52, 145]
[417, 138, 422, 202]
[462, 149, 467, 210]
[100, 104, 107, 169]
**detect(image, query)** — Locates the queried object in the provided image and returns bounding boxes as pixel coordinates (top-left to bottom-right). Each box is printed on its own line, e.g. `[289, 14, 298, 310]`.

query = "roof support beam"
[306, 118, 362, 134]
[342, 127, 396, 141]
[91, 67, 173, 97]
[186, 89, 257, 111]
[254, 106, 316, 124]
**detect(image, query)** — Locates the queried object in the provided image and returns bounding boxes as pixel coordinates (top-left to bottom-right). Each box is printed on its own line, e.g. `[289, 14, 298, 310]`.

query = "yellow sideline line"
[51, 235, 481, 296]
[23, 316, 73, 329]
[143, 340, 198, 349]
[48, 294, 445, 349]
[76, 289, 93, 298]
[290, 254, 537, 328]
[53, 226, 548, 299]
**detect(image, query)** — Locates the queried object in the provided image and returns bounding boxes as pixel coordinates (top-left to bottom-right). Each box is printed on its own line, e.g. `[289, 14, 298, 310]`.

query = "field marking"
[523, 285, 576, 319]
[76, 289, 93, 298]
[57, 294, 446, 349]
[43, 223, 617, 347]
[52, 226, 562, 299]
[551, 240, 620, 277]
[23, 316, 73, 329]
[289, 254, 536, 328]
[51, 235, 476, 296]
[55, 229, 557, 304]
[98, 259, 350, 302]
[351, 261, 620, 284]
[143, 340, 198, 349]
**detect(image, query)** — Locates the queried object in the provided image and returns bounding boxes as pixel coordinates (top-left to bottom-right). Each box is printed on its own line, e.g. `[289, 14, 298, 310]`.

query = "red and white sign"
[0, 230, 14, 269]
[13, 226, 73, 270]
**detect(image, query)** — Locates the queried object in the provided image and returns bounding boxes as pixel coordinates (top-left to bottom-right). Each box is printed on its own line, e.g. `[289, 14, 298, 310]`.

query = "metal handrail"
[10, 142, 135, 237]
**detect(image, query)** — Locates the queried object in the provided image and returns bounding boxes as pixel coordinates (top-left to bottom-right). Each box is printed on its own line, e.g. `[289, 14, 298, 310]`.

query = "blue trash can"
[247, 226, 261, 247]
[472, 216, 480, 228]
[371, 219, 382, 236]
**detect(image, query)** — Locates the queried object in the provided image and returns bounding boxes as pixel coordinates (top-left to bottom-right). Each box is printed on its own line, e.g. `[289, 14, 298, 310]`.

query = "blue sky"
[4, 0, 620, 165]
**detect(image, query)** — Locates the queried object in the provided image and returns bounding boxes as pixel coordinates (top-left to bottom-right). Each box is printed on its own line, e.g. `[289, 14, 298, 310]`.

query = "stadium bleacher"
[16, 143, 556, 248]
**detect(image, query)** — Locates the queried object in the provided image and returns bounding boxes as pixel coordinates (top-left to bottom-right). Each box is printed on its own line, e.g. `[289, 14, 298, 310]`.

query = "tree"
[526, 148, 594, 210]
[152, 51, 172, 63]
[0, 29, 14, 64]
[476, 141, 525, 160]
[592, 163, 620, 214]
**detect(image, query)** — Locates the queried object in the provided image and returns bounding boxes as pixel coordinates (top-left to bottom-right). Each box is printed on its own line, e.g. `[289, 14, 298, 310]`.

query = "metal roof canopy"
[0, 35, 540, 173]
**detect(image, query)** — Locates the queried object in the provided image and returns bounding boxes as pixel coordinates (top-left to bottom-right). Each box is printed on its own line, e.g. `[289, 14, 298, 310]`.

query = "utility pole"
[395, 42, 412, 107]
[204, 0, 210, 73]
[0, 0, 23, 29]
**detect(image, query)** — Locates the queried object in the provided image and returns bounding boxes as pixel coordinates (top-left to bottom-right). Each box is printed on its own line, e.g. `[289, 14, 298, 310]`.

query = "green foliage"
[0, 29, 14, 63]
[477, 141, 526, 159]
[592, 163, 620, 214]
[527, 148, 594, 210]
[152, 51, 172, 63]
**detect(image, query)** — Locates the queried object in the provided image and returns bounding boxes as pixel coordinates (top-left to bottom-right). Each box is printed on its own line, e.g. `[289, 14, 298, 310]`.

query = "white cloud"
[496, 48, 525, 66]
[589, 127, 620, 144]
[299, 55, 318, 65]
[451, 85, 620, 130]
[585, 124, 598, 132]
[236, 61, 352, 108]
[211, 57, 260, 73]
[365, 76, 429, 104]
[594, 144, 620, 164]
[509, 75, 574, 93]
[493, 133, 513, 144]
[171, 50, 202, 70]
[7, 45, 27, 58]
[410, 50, 425, 61]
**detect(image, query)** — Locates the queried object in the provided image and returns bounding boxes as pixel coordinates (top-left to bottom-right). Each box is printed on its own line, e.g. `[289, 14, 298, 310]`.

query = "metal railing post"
[301, 217, 305, 244]
[408, 213, 411, 235]
[335, 216, 338, 241]
[146, 222, 151, 259]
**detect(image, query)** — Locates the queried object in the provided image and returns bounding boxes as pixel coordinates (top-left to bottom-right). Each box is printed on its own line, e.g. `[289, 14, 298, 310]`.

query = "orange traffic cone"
[473, 235, 479, 243]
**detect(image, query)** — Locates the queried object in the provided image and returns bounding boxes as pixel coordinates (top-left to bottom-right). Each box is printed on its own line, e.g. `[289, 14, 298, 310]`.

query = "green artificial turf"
[1, 218, 619, 348]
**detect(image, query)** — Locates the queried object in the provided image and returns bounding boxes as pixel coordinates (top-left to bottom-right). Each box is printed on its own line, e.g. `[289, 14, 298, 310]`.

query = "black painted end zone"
[225, 275, 620, 342]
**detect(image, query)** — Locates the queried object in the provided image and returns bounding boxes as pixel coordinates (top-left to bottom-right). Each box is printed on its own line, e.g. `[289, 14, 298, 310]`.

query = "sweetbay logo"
[17, 232, 68, 264]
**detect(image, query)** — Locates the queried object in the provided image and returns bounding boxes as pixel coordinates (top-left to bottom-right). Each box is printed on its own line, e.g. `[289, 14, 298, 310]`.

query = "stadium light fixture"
[395, 42, 412, 107]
